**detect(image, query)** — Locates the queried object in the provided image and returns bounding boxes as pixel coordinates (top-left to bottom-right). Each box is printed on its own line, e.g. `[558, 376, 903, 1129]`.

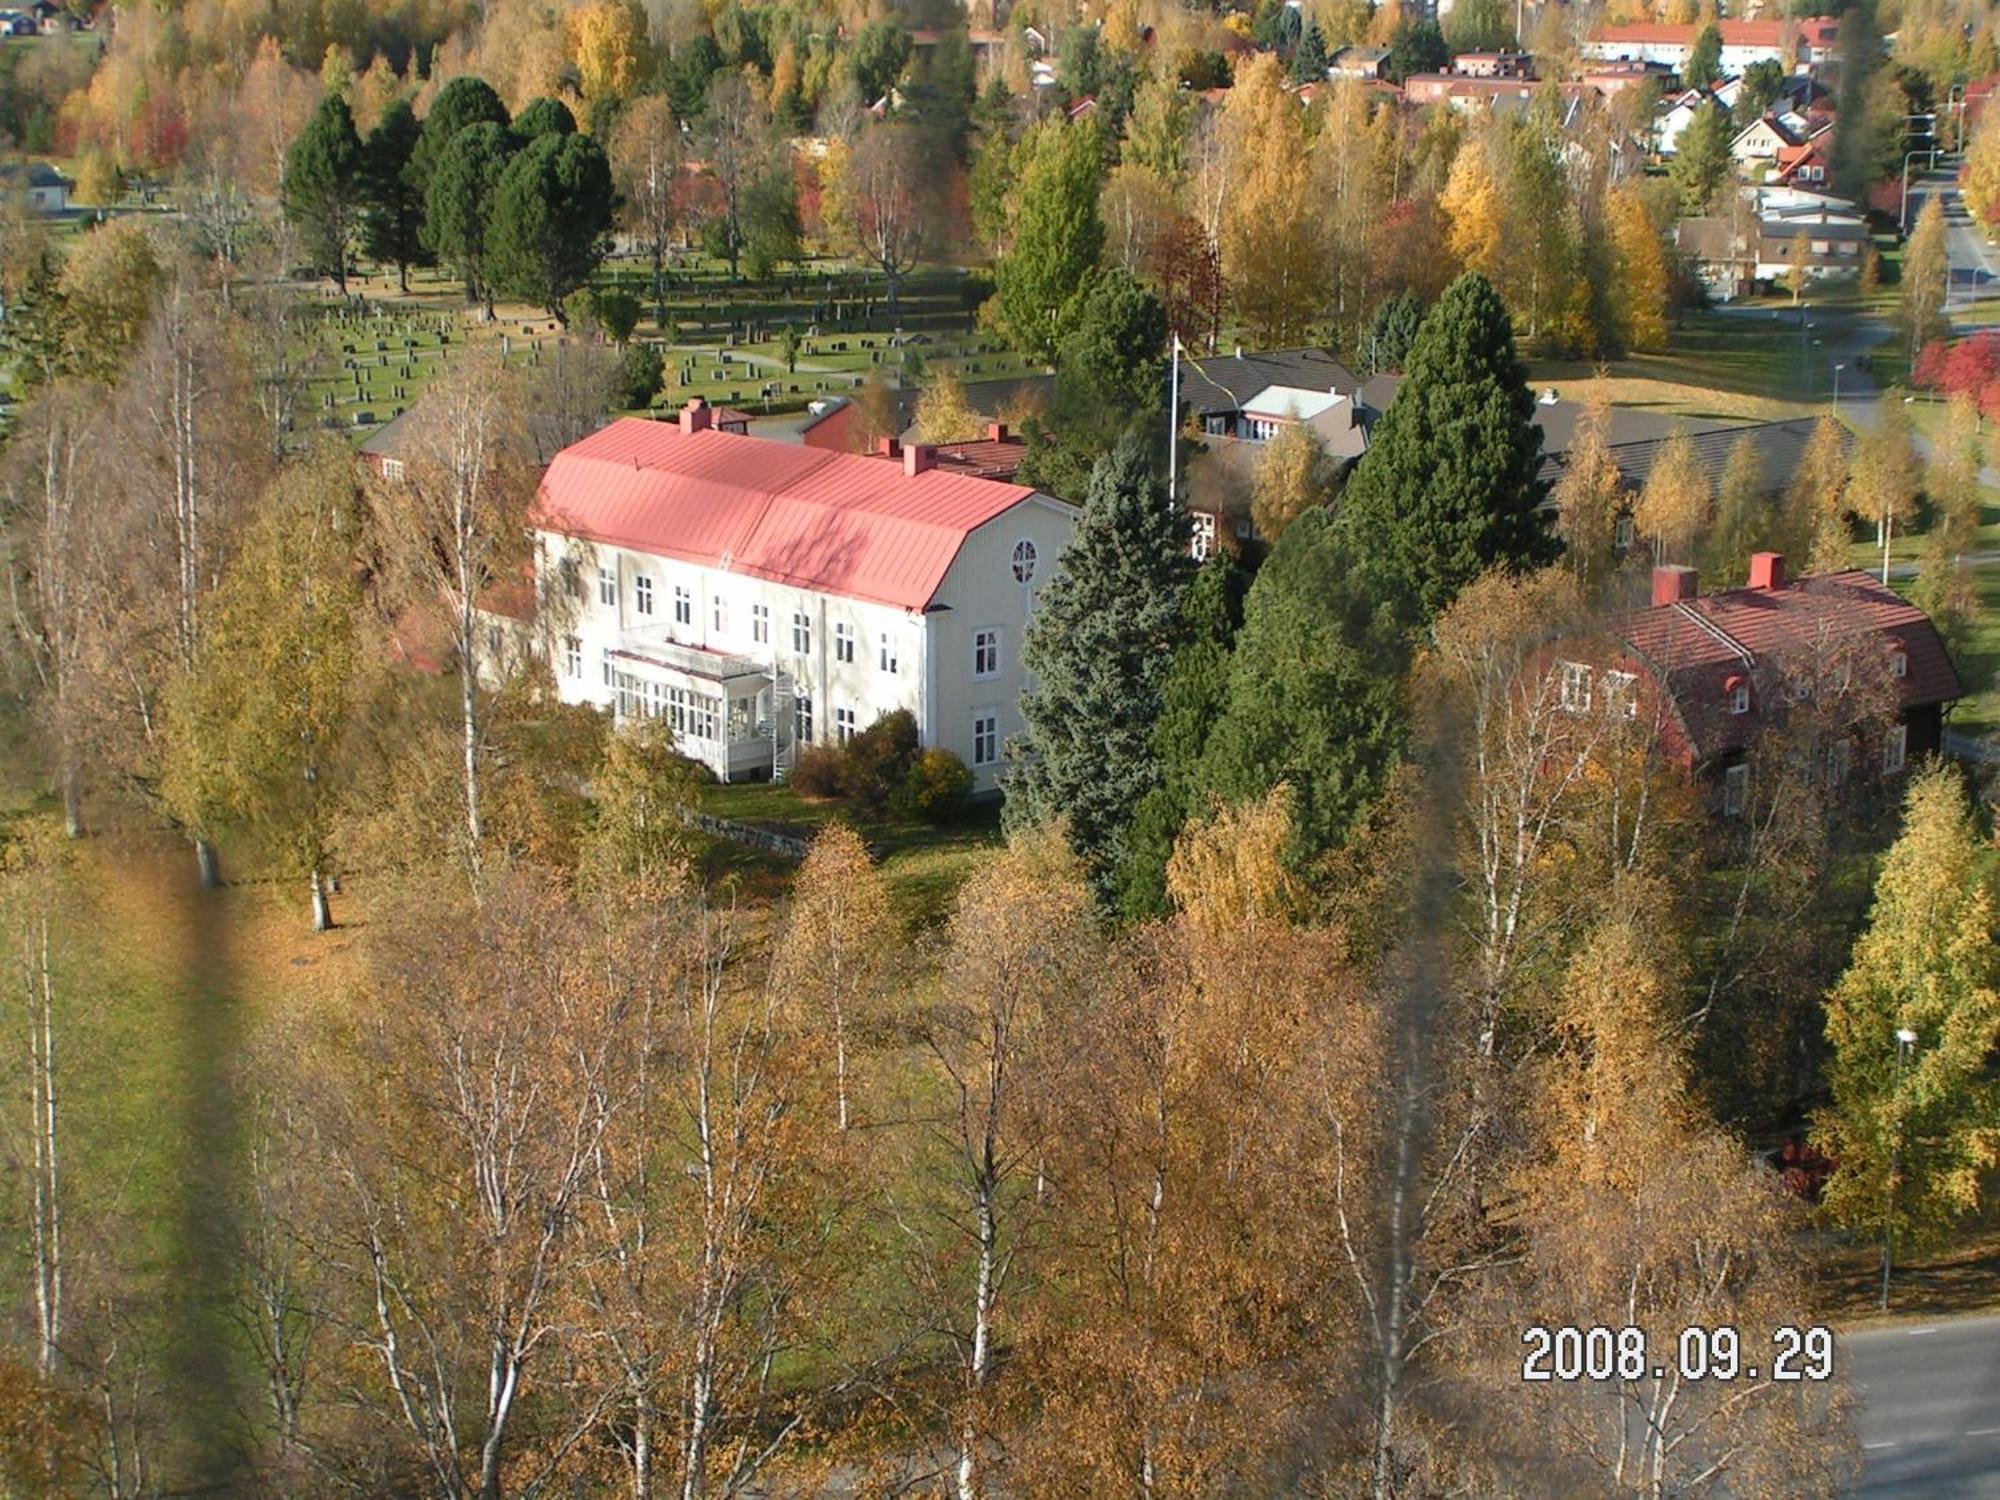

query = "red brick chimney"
[1747, 551, 1787, 591]
[678, 398, 711, 434]
[986, 421, 1008, 442]
[1652, 564, 1699, 607]
[903, 443, 936, 476]
[875, 435, 900, 458]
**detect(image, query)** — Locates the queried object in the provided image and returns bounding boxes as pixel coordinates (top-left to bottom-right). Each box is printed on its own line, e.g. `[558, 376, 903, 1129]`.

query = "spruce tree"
[362, 99, 428, 294]
[1194, 509, 1408, 863]
[1338, 271, 1553, 625]
[1004, 437, 1192, 898]
[1365, 291, 1423, 374]
[282, 94, 366, 293]
[1116, 553, 1248, 919]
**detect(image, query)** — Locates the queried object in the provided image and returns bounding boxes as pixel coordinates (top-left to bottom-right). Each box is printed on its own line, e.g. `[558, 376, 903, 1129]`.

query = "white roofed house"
[526, 402, 1077, 791]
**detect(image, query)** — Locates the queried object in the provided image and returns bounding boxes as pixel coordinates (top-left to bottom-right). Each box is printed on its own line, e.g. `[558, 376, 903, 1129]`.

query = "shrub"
[595, 288, 641, 345]
[843, 709, 921, 816]
[905, 747, 972, 823]
[617, 343, 664, 408]
[790, 745, 846, 799]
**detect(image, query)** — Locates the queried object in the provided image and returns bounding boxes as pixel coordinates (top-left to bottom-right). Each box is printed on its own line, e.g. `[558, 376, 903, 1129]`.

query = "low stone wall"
[681, 809, 812, 860]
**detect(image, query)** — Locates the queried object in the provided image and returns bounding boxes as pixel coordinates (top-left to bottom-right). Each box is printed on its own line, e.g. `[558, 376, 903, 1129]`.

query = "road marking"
[1906, 1326, 1939, 1336]
[1968, 1428, 2000, 1438]
[1864, 1441, 1898, 1451]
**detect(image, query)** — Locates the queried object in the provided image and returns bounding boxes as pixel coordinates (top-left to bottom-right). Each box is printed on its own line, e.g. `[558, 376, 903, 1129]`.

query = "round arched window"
[1011, 538, 1038, 586]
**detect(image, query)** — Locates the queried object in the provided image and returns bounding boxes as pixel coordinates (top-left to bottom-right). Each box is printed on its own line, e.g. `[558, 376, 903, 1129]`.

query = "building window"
[560, 557, 583, 599]
[795, 693, 814, 745]
[486, 622, 503, 658]
[879, 633, 898, 674]
[381, 457, 405, 483]
[1011, 538, 1038, 586]
[634, 574, 654, 616]
[752, 603, 770, 645]
[1890, 649, 1908, 679]
[1558, 660, 1592, 713]
[598, 566, 618, 607]
[1614, 515, 1635, 551]
[1884, 723, 1908, 773]
[1827, 740, 1852, 787]
[601, 648, 614, 686]
[713, 595, 729, 635]
[834, 621, 855, 663]
[973, 710, 998, 767]
[1603, 670, 1639, 719]
[674, 585, 692, 625]
[563, 634, 582, 678]
[1730, 682, 1750, 716]
[974, 628, 1000, 679]
[835, 706, 857, 743]
[1191, 512, 1217, 562]
[792, 611, 812, 655]
[1723, 763, 1750, 816]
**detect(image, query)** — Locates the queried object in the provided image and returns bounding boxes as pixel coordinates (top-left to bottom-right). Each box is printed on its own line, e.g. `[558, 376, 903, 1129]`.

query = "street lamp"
[1881, 1026, 1919, 1312]
[1834, 362, 1846, 412]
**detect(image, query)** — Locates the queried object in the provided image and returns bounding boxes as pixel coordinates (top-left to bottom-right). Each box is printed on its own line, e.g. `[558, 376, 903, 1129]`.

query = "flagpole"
[1168, 334, 1182, 508]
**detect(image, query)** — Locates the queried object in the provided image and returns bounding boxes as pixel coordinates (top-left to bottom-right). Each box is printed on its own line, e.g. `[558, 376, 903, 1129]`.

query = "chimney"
[986, 421, 1008, 442]
[678, 398, 711, 434]
[1651, 564, 1699, 607]
[1748, 551, 1787, 591]
[875, 435, 901, 458]
[904, 443, 936, 476]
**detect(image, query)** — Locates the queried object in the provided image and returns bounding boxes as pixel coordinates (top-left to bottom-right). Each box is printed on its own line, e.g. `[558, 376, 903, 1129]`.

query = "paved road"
[1848, 1313, 2000, 1496]
[1904, 166, 2000, 310]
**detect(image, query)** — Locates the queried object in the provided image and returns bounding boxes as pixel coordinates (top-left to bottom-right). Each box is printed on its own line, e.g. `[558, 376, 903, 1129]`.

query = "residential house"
[1730, 113, 1808, 165]
[528, 407, 1076, 789]
[1182, 347, 1362, 438]
[1580, 59, 1677, 97]
[1329, 45, 1389, 79]
[1570, 556, 1959, 811]
[0, 11, 35, 35]
[1582, 18, 1833, 74]
[1182, 384, 1370, 561]
[1452, 49, 1535, 78]
[1774, 125, 1835, 187]
[0, 163, 69, 214]
[1656, 87, 1724, 155]
[1677, 186, 1868, 298]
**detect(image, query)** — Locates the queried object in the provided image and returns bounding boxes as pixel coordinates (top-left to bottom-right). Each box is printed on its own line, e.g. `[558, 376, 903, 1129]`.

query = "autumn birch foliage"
[1550, 380, 1623, 590]
[1633, 427, 1711, 566]
[773, 821, 893, 1132]
[1847, 391, 1919, 582]
[1817, 765, 2000, 1261]
[370, 354, 536, 892]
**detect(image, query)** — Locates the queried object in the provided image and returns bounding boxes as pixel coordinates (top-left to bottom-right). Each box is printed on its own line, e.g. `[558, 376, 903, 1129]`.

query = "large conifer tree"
[1339, 270, 1554, 623]
[282, 94, 365, 293]
[1004, 437, 1191, 898]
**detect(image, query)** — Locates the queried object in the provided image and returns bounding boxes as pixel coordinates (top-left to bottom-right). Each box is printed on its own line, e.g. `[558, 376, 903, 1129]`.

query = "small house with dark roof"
[0, 162, 69, 215]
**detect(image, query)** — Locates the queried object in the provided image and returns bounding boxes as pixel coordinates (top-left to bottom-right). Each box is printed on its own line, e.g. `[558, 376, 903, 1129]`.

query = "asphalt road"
[1848, 1314, 2000, 1496]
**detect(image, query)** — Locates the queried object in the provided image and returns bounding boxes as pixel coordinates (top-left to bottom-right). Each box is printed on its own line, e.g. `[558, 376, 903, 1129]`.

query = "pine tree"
[1634, 427, 1712, 565]
[992, 117, 1104, 363]
[1670, 101, 1735, 215]
[425, 121, 517, 315]
[1115, 554, 1248, 919]
[1004, 437, 1193, 898]
[361, 98, 427, 294]
[1686, 22, 1724, 87]
[282, 93, 366, 292]
[1365, 291, 1423, 374]
[1817, 765, 2000, 1274]
[1338, 272, 1555, 623]
[408, 74, 510, 205]
[488, 131, 616, 318]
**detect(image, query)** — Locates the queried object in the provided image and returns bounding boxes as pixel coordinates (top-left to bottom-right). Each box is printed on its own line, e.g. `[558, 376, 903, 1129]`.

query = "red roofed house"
[529, 404, 1076, 788]
[1581, 18, 1832, 74]
[1568, 555, 1960, 815]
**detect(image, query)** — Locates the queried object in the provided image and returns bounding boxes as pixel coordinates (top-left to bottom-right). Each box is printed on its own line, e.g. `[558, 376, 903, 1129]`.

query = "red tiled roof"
[1617, 570, 1961, 764]
[906, 436, 1028, 482]
[1591, 20, 1792, 46]
[533, 418, 1042, 613]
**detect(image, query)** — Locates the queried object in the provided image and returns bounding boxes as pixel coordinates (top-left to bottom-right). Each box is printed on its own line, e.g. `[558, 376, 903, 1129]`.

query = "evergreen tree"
[1686, 23, 1724, 88]
[1115, 554, 1247, 919]
[992, 117, 1104, 363]
[1337, 272, 1554, 623]
[283, 94, 366, 293]
[741, 163, 803, 279]
[511, 96, 578, 142]
[408, 75, 509, 204]
[1365, 290, 1423, 373]
[1290, 20, 1328, 83]
[1383, 19, 1449, 84]
[427, 121, 519, 315]
[1194, 508, 1408, 862]
[488, 131, 617, 318]
[1817, 765, 2000, 1278]
[1671, 101, 1735, 215]
[362, 98, 428, 294]
[1003, 437, 1193, 898]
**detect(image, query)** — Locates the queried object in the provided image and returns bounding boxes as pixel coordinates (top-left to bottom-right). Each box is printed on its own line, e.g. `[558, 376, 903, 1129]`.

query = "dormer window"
[1727, 675, 1750, 715]
[1890, 649, 1908, 679]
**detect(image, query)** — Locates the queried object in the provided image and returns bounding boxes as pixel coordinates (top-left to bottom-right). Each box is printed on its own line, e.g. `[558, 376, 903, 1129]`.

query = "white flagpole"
[1168, 333, 1182, 508]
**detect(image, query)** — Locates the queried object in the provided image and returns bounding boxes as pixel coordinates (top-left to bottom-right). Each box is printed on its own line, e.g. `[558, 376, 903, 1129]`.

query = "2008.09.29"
[1521, 1324, 1836, 1383]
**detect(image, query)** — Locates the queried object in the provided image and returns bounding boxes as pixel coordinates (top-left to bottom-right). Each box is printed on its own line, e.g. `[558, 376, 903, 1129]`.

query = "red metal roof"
[1616, 569, 1961, 764]
[533, 418, 1041, 612]
[1591, 20, 1794, 46]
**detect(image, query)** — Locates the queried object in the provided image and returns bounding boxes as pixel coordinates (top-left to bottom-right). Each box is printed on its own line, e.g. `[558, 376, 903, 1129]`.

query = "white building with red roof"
[531, 403, 1077, 788]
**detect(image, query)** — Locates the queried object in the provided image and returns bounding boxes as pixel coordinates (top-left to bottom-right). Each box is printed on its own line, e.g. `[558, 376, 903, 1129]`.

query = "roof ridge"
[1673, 599, 1755, 666]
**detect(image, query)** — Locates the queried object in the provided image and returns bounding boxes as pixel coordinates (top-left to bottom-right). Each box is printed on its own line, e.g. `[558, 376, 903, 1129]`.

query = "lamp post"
[1881, 1026, 1919, 1312]
[1834, 362, 1846, 412]
[1167, 333, 1182, 509]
